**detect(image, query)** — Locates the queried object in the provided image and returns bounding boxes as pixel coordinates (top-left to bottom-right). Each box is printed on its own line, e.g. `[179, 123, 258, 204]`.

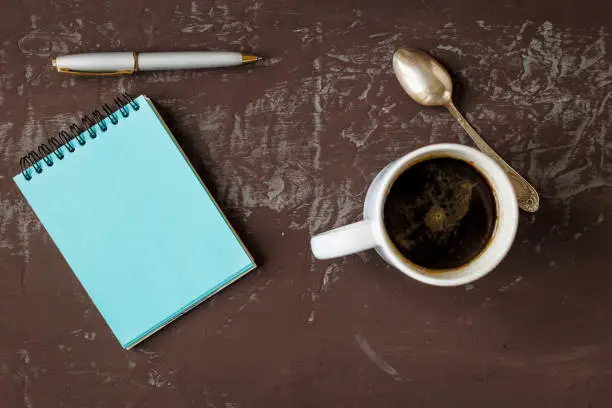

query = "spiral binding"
[19, 92, 140, 181]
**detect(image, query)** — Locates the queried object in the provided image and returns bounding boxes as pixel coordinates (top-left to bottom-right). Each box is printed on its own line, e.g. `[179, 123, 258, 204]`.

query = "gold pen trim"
[56, 67, 134, 76]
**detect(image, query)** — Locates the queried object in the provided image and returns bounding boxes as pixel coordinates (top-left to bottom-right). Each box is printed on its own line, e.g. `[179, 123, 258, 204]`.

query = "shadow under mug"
[310, 143, 519, 287]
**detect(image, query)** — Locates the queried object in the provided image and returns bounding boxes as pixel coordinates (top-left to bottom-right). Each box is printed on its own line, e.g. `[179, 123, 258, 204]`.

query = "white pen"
[52, 51, 263, 76]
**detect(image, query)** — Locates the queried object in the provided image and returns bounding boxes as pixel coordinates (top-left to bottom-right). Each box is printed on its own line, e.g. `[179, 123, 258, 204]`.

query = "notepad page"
[14, 96, 255, 348]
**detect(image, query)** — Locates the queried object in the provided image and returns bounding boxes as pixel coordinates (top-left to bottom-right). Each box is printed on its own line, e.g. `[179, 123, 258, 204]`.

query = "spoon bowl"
[392, 48, 453, 106]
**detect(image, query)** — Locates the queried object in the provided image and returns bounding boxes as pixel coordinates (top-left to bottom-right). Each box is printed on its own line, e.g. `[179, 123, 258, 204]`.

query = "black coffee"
[384, 158, 496, 270]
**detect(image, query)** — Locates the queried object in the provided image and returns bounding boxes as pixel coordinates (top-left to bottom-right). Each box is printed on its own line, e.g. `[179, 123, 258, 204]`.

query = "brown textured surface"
[2, 0, 612, 406]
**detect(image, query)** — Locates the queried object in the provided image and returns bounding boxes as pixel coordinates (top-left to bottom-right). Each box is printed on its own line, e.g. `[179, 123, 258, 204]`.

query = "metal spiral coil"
[19, 92, 140, 180]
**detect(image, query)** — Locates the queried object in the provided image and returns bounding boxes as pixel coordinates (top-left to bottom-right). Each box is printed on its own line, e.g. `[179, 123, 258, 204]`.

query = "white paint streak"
[148, 369, 167, 387]
[320, 263, 340, 292]
[308, 178, 364, 233]
[216, 279, 272, 335]
[307, 310, 315, 323]
[18, 349, 31, 364]
[21, 374, 32, 408]
[499, 276, 523, 292]
[84, 331, 96, 341]
[17, 19, 82, 57]
[312, 57, 323, 171]
[354, 334, 404, 381]
[436, 44, 465, 56]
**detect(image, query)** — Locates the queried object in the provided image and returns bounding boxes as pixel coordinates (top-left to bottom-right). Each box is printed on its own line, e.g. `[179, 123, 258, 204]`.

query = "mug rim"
[370, 143, 519, 286]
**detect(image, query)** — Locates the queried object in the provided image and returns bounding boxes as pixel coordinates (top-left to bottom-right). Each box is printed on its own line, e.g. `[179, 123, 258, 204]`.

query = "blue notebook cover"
[14, 95, 256, 349]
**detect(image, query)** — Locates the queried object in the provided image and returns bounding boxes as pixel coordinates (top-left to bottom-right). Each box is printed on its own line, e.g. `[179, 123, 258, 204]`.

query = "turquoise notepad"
[14, 95, 255, 349]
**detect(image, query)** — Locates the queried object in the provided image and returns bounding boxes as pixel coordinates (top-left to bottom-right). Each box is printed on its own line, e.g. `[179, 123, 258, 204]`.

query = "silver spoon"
[392, 47, 539, 213]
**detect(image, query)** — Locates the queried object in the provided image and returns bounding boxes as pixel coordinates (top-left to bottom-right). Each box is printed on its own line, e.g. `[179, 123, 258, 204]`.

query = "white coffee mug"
[310, 143, 519, 286]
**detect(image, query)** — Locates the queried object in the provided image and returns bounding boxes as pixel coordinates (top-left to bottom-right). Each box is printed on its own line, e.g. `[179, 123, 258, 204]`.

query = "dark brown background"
[1, 0, 612, 406]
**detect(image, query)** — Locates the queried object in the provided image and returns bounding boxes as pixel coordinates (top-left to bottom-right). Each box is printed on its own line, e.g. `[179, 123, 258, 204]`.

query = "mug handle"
[310, 220, 378, 259]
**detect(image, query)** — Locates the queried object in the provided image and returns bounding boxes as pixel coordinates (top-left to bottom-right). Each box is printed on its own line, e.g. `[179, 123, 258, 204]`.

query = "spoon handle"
[445, 102, 539, 213]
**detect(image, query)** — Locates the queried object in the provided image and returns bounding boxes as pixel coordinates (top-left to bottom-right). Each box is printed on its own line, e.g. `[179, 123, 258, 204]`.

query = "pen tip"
[241, 53, 266, 64]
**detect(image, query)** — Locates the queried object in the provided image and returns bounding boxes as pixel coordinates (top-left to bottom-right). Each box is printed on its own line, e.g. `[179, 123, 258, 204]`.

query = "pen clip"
[56, 67, 134, 76]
